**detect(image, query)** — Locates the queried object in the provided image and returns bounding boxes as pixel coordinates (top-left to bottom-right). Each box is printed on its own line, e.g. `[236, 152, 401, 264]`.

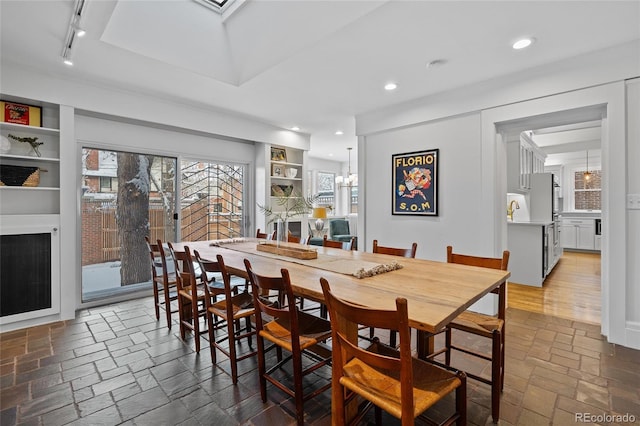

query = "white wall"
[357, 42, 639, 349]
[626, 79, 640, 338]
[363, 113, 488, 260]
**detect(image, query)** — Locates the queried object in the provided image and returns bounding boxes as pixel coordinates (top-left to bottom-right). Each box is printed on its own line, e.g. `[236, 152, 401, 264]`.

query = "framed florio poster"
[392, 149, 438, 216]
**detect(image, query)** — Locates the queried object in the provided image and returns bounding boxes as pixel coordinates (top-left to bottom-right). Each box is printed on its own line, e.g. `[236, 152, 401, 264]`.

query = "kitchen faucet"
[507, 200, 520, 221]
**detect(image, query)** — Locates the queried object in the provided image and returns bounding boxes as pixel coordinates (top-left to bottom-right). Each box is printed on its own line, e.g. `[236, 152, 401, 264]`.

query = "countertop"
[507, 221, 553, 226]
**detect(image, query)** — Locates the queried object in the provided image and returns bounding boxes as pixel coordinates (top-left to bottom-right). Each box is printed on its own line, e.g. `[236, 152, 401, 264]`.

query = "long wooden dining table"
[183, 239, 510, 423]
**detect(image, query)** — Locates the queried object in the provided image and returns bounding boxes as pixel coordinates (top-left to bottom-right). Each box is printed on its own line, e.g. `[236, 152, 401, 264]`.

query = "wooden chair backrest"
[372, 239, 417, 258]
[287, 234, 301, 244]
[446, 245, 510, 319]
[145, 237, 162, 280]
[193, 249, 227, 297]
[446, 246, 509, 272]
[167, 242, 194, 293]
[320, 278, 415, 419]
[244, 259, 300, 347]
[323, 235, 355, 250]
[256, 229, 275, 240]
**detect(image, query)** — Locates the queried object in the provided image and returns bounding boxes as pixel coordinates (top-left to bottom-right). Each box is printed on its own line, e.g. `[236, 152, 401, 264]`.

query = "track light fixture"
[61, 0, 88, 65]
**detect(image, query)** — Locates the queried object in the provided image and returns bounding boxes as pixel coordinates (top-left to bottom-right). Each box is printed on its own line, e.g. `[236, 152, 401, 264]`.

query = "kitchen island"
[507, 221, 561, 287]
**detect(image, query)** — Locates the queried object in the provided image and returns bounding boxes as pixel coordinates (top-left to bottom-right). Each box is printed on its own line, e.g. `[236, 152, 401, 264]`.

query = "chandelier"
[335, 147, 358, 188]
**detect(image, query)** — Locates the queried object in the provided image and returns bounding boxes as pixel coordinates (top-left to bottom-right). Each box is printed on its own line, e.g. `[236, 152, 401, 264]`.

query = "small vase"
[276, 219, 288, 247]
[0, 135, 10, 154]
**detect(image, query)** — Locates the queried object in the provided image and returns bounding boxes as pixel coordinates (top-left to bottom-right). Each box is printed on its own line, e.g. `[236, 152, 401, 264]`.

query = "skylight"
[193, 0, 240, 16]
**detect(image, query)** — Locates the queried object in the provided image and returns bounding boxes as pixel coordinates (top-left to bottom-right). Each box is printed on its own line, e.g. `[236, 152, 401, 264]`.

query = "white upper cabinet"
[507, 131, 546, 193]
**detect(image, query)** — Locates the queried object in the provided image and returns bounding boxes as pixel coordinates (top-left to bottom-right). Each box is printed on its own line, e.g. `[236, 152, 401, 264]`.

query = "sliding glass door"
[81, 148, 177, 302]
[180, 159, 246, 241]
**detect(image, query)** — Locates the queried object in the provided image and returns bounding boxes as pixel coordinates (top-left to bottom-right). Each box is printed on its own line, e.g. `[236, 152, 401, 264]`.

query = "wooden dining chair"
[372, 239, 417, 258]
[287, 232, 301, 243]
[145, 237, 178, 329]
[167, 243, 209, 353]
[203, 253, 257, 384]
[244, 259, 333, 426]
[322, 235, 355, 250]
[442, 245, 510, 424]
[371, 239, 418, 346]
[256, 229, 275, 240]
[320, 278, 467, 426]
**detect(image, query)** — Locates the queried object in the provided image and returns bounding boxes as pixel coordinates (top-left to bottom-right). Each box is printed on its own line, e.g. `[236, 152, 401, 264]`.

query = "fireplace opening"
[0, 233, 52, 317]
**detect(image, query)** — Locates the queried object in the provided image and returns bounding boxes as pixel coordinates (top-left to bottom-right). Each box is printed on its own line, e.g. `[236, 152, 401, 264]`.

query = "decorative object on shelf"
[312, 207, 327, 232]
[7, 134, 43, 157]
[392, 148, 439, 216]
[271, 184, 294, 197]
[270, 147, 287, 162]
[259, 189, 319, 225]
[335, 147, 357, 189]
[284, 167, 297, 178]
[0, 164, 43, 187]
[1, 101, 42, 127]
[0, 135, 10, 154]
[272, 164, 283, 177]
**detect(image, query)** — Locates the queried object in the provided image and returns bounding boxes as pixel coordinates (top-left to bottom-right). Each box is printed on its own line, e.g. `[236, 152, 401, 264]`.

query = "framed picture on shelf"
[272, 164, 283, 177]
[392, 148, 439, 216]
[1, 101, 42, 127]
[271, 147, 287, 162]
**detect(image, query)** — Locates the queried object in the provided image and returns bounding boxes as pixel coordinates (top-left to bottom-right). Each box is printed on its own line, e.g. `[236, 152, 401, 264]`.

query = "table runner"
[210, 239, 402, 278]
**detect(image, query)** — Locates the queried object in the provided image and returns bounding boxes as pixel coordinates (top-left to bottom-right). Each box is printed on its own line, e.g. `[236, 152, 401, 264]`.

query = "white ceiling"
[1, 0, 639, 163]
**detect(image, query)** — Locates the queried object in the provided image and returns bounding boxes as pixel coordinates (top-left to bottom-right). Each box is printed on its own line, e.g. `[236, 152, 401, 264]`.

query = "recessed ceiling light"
[63, 58, 73, 66]
[335, 130, 343, 135]
[291, 126, 300, 131]
[76, 28, 86, 37]
[512, 38, 534, 50]
[384, 82, 397, 91]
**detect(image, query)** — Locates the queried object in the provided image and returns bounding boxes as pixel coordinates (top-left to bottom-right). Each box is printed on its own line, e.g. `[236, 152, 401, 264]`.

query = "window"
[574, 169, 601, 210]
[316, 172, 335, 210]
[180, 160, 246, 241]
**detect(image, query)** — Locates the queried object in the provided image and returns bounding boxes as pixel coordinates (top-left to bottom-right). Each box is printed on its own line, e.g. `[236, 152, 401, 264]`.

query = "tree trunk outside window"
[117, 153, 154, 285]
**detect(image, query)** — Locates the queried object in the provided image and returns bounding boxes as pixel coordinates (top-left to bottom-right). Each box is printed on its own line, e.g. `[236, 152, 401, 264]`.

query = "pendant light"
[335, 147, 357, 188]
[583, 150, 591, 184]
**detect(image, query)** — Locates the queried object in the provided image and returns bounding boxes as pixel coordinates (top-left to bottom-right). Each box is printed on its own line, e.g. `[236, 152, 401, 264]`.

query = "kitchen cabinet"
[560, 218, 595, 250]
[507, 222, 558, 287]
[507, 132, 546, 192]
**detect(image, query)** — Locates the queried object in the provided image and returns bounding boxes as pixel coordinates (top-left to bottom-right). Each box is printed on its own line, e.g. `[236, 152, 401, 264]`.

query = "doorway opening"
[497, 105, 605, 325]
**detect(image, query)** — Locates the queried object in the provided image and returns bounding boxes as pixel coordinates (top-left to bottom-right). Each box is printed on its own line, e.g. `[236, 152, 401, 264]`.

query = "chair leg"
[501, 325, 506, 391]
[163, 285, 172, 329]
[227, 316, 238, 384]
[192, 297, 201, 353]
[208, 310, 217, 365]
[445, 327, 452, 366]
[153, 282, 160, 320]
[177, 295, 187, 340]
[292, 349, 305, 426]
[491, 329, 501, 423]
[456, 371, 467, 426]
[257, 336, 268, 403]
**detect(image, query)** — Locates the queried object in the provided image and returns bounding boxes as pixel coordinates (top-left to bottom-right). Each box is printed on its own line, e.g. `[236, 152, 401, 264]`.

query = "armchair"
[329, 218, 356, 249]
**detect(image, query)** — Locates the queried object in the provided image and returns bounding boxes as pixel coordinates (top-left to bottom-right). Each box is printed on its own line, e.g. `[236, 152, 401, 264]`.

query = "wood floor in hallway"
[508, 250, 601, 324]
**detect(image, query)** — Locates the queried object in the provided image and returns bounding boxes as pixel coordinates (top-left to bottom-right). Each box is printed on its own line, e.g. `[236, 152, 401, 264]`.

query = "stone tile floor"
[1, 298, 639, 425]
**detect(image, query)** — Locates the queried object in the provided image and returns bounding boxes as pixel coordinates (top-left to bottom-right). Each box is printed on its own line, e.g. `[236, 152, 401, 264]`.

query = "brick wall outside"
[574, 170, 602, 210]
